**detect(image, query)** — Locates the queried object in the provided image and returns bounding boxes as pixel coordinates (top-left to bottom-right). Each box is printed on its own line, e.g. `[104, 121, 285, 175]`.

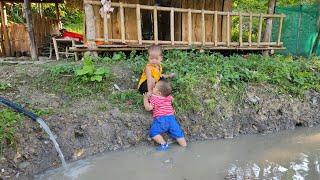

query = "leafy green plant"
[48, 63, 77, 76]
[0, 108, 22, 149]
[0, 82, 12, 91]
[76, 56, 110, 82]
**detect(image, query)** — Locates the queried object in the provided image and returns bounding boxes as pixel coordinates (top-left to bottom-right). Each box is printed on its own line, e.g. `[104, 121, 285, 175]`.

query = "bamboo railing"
[84, 1, 285, 49]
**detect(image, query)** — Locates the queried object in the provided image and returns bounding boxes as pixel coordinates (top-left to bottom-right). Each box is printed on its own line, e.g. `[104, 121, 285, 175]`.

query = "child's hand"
[169, 73, 176, 78]
[144, 92, 152, 98]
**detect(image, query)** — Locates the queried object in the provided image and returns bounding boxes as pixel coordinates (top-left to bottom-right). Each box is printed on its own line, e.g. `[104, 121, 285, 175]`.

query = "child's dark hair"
[148, 44, 162, 55]
[157, 79, 172, 97]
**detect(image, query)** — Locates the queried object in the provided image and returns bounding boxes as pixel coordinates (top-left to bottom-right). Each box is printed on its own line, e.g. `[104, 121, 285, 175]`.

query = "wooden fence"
[2, 13, 60, 56]
[84, 1, 285, 50]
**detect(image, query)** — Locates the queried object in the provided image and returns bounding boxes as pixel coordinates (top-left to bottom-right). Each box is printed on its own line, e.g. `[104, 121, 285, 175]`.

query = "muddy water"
[36, 127, 320, 180]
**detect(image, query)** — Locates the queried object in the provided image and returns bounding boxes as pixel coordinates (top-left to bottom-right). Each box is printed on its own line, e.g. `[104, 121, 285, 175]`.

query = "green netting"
[272, 4, 319, 57]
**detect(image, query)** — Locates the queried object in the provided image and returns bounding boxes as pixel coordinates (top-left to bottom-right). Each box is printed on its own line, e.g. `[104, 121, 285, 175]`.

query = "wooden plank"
[136, 4, 142, 44]
[170, 8, 175, 45]
[201, 9, 205, 45]
[277, 15, 284, 46]
[153, 6, 158, 44]
[192, 0, 203, 42]
[226, 12, 230, 46]
[214, 11, 217, 46]
[239, 12, 243, 47]
[93, 5, 103, 40]
[181, 0, 188, 41]
[103, 12, 109, 42]
[249, 12, 252, 46]
[188, 8, 192, 45]
[205, 0, 214, 42]
[125, 0, 138, 40]
[120, 2, 125, 43]
[257, 13, 263, 46]
[214, 0, 223, 42]
[222, 0, 232, 43]
[172, 0, 182, 41]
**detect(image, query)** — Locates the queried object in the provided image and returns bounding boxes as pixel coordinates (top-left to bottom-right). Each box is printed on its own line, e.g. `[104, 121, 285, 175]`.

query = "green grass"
[31, 51, 320, 115]
[0, 108, 22, 151]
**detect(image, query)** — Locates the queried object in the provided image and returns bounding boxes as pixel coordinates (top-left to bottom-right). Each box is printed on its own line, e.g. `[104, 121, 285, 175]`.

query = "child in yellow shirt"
[138, 45, 175, 94]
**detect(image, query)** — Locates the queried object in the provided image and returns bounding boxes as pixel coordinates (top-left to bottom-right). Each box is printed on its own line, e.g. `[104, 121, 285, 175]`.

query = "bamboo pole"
[201, 9, 205, 45]
[277, 15, 284, 46]
[239, 12, 243, 47]
[0, 2, 11, 56]
[257, 13, 263, 46]
[188, 9, 192, 45]
[214, 11, 217, 46]
[249, 12, 252, 46]
[226, 12, 230, 47]
[170, 8, 174, 45]
[136, 4, 142, 44]
[120, 2, 125, 43]
[153, 6, 158, 45]
[24, 0, 38, 61]
[103, 13, 109, 42]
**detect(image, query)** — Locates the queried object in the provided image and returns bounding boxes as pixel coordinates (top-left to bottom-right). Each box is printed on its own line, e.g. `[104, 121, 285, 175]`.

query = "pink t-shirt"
[149, 94, 174, 118]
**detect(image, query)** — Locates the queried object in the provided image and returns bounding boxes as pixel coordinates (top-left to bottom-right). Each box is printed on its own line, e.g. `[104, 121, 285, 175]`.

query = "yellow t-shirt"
[138, 63, 163, 88]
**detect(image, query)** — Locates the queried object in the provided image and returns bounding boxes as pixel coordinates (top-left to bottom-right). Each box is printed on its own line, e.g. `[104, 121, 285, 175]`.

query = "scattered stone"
[18, 162, 30, 169]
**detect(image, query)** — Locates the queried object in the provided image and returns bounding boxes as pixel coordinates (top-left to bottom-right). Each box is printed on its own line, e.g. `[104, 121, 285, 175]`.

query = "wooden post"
[188, 9, 192, 45]
[120, 2, 125, 43]
[0, 2, 11, 56]
[201, 9, 205, 45]
[24, 0, 38, 61]
[277, 15, 284, 46]
[153, 6, 158, 44]
[226, 12, 230, 46]
[214, 11, 217, 46]
[136, 4, 142, 44]
[52, 37, 59, 60]
[170, 8, 174, 45]
[249, 12, 252, 46]
[263, 0, 276, 43]
[257, 13, 263, 46]
[84, 2, 97, 56]
[239, 12, 243, 47]
[103, 13, 109, 42]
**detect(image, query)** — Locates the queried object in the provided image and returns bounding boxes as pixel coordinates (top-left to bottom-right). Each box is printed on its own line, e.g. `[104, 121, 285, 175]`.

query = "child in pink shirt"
[144, 79, 187, 151]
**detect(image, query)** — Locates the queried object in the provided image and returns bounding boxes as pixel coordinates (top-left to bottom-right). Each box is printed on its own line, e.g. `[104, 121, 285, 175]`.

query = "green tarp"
[272, 4, 319, 57]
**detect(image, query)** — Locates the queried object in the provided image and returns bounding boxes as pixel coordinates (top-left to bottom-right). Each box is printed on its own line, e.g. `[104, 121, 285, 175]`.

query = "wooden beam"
[263, 0, 276, 43]
[257, 13, 263, 46]
[226, 12, 230, 46]
[239, 12, 243, 47]
[120, 2, 125, 43]
[153, 6, 158, 44]
[170, 8, 174, 45]
[188, 8, 192, 45]
[103, 12, 109, 42]
[24, 0, 38, 60]
[201, 9, 205, 45]
[277, 15, 284, 46]
[249, 12, 252, 46]
[214, 11, 217, 46]
[0, 2, 11, 56]
[136, 4, 142, 44]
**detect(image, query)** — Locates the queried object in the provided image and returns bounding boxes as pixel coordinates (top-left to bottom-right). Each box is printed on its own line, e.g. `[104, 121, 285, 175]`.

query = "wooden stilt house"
[75, 0, 285, 51]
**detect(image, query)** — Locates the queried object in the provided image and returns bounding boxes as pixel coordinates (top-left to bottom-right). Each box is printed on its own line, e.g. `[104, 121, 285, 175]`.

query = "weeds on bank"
[0, 108, 22, 152]
[33, 51, 319, 114]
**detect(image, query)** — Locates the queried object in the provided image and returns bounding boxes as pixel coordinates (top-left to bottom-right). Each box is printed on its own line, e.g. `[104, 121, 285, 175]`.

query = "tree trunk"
[262, 0, 276, 56]
[0, 2, 11, 56]
[24, 0, 38, 61]
[84, 3, 97, 57]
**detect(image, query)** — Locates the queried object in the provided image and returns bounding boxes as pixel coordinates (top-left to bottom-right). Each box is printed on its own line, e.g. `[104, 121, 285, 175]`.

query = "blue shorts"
[149, 115, 185, 139]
